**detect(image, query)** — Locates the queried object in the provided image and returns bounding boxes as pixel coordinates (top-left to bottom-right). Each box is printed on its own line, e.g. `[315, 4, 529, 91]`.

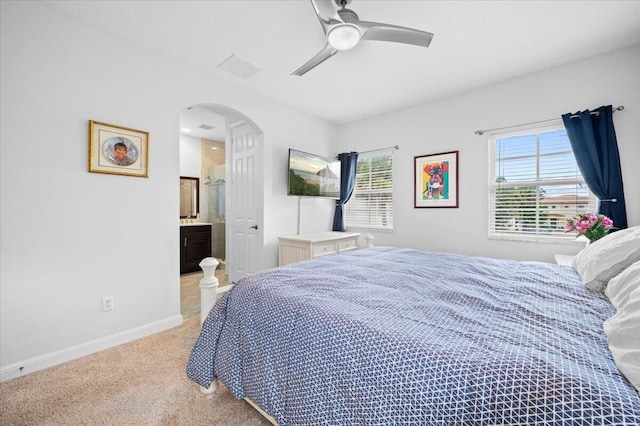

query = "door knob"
[250, 225, 259, 230]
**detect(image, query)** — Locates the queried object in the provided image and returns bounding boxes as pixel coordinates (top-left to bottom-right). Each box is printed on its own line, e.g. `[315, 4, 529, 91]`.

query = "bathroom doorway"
[179, 107, 228, 319]
[178, 103, 264, 319]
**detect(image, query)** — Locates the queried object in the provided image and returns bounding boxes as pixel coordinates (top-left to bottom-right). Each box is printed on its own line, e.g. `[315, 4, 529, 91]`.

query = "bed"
[187, 245, 640, 425]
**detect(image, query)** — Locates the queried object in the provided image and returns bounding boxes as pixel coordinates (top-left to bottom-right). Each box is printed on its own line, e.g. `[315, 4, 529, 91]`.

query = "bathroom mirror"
[180, 177, 199, 218]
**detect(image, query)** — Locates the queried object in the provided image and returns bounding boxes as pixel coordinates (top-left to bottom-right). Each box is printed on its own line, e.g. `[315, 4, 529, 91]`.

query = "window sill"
[488, 233, 588, 246]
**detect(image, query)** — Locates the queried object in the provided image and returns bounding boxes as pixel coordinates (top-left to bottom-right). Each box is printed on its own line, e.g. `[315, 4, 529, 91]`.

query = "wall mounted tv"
[288, 148, 341, 199]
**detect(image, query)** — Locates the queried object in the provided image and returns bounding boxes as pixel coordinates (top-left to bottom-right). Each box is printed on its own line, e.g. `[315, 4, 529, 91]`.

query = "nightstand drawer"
[313, 241, 338, 256]
[339, 239, 358, 251]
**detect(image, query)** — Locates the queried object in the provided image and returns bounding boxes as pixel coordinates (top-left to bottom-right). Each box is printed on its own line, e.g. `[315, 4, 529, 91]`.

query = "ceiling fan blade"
[359, 21, 434, 48]
[292, 43, 338, 76]
[310, 0, 343, 33]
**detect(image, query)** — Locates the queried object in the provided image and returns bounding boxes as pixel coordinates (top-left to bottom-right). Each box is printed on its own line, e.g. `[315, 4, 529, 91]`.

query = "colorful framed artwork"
[414, 150, 459, 208]
[89, 120, 149, 178]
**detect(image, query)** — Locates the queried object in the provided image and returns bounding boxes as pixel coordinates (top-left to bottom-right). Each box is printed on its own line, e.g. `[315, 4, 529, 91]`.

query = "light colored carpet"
[0, 316, 271, 426]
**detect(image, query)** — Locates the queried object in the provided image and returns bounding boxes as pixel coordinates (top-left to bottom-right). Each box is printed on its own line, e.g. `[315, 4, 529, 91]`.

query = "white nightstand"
[554, 254, 575, 266]
[278, 232, 360, 266]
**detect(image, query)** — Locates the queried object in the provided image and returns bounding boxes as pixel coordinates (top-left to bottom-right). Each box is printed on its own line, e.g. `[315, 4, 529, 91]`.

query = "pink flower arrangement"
[565, 213, 614, 243]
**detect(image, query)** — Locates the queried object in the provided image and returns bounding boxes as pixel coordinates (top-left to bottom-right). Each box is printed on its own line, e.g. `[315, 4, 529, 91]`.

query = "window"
[345, 150, 394, 230]
[489, 124, 597, 242]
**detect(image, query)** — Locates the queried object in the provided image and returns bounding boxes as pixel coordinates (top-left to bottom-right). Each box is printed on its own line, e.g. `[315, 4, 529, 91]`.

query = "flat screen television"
[288, 148, 341, 199]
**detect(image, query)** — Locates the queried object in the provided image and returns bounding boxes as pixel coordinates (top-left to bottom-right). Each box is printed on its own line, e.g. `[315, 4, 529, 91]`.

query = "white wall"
[179, 134, 201, 178]
[0, 1, 336, 379]
[337, 44, 640, 263]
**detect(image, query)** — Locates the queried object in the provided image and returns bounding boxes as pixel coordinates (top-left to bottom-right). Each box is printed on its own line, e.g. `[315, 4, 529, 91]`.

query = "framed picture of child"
[414, 150, 458, 208]
[89, 120, 149, 178]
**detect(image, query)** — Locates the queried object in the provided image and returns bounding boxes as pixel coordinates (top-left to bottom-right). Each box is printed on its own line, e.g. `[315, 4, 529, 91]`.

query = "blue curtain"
[562, 105, 627, 229]
[332, 152, 359, 232]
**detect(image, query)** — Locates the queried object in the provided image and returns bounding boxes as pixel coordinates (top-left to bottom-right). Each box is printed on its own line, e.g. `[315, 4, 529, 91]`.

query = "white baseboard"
[0, 315, 183, 383]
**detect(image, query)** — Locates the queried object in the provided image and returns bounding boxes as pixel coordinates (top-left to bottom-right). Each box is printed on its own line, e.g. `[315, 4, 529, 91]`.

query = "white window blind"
[345, 150, 394, 230]
[489, 124, 597, 241]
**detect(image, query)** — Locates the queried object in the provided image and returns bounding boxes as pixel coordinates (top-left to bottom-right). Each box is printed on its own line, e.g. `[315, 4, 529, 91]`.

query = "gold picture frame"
[89, 120, 149, 178]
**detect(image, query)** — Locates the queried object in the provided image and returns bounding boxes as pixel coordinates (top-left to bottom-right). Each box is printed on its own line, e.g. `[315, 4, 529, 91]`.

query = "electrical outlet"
[102, 296, 114, 312]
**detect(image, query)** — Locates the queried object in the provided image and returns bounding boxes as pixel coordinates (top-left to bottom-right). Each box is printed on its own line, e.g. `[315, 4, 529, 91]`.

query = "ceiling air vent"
[216, 54, 261, 80]
[198, 124, 215, 130]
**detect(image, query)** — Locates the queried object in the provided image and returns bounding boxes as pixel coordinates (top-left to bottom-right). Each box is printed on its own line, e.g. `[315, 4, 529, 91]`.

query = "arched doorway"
[179, 104, 264, 318]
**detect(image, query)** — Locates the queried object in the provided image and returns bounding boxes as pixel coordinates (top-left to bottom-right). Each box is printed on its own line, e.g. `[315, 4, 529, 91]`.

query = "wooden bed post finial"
[365, 234, 374, 248]
[199, 257, 219, 325]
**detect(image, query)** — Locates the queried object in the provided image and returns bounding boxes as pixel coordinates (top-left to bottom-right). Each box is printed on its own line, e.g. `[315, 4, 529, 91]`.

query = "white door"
[227, 121, 262, 283]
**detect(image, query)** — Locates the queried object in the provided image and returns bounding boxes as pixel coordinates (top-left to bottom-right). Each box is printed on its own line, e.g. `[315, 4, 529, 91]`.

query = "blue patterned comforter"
[187, 247, 640, 425]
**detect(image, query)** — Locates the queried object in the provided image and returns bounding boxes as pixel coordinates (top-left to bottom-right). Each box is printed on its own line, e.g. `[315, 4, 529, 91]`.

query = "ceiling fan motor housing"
[337, 8, 359, 24]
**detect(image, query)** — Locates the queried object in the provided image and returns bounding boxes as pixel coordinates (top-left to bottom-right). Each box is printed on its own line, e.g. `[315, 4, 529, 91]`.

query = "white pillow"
[571, 226, 640, 291]
[605, 261, 640, 309]
[603, 287, 640, 391]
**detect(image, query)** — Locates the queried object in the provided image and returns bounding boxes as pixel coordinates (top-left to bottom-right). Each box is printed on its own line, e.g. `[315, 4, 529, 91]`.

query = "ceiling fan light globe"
[327, 24, 361, 50]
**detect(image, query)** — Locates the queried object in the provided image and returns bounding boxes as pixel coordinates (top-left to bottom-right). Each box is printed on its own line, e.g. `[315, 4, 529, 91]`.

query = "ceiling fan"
[292, 0, 434, 76]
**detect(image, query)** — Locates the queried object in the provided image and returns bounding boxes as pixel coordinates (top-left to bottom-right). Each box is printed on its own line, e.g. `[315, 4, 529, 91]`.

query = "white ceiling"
[47, 0, 640, 140]
[179, 106, 227, 141]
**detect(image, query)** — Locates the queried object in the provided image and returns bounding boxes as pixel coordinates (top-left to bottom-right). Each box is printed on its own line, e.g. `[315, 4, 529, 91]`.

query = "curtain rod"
[474, 105, 624, 136]
[358, 145, 399, 155]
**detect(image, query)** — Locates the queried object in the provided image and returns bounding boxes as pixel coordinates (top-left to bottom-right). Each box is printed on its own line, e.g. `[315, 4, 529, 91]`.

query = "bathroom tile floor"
[180, 260, 229, 319]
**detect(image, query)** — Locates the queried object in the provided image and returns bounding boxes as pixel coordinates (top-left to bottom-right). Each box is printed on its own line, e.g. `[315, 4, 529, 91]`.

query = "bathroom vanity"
[180, 223, 212, 274]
